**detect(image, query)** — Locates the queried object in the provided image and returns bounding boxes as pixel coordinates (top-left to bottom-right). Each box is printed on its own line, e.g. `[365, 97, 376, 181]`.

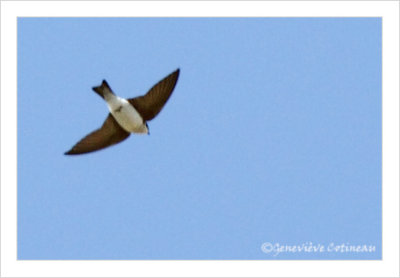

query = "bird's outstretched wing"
[128, 69, 180, 121]
[65, 114, 130, 155]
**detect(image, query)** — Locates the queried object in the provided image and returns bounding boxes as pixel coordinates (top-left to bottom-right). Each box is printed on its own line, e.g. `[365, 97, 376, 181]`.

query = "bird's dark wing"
[65, 114, 130, 155]
[128, 69, 180, 121]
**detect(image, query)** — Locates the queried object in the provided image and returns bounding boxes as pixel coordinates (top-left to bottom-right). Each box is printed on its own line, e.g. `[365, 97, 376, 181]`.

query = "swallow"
[65, 69, 180, 155]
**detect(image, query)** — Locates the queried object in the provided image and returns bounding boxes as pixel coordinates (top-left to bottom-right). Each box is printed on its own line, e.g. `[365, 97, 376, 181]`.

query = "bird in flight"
[65, 69, 180, 155]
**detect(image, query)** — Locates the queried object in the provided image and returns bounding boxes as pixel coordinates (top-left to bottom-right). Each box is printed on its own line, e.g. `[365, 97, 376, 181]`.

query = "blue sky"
[17, 18, 381, 259]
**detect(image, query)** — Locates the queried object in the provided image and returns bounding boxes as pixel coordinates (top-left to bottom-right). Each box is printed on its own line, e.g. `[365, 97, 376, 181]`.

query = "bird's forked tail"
[92, 80, 115, 99]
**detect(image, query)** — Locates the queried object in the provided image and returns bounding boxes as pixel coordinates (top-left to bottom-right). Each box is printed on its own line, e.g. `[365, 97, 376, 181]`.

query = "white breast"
[106, 96, 147, 134]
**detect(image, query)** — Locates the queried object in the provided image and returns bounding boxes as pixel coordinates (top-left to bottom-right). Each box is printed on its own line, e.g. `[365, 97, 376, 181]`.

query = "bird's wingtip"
[64, 149, 78, 155]
[174, 68, 180, 77]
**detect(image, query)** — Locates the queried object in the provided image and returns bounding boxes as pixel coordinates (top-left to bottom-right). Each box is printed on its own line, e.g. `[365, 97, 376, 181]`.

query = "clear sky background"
[17, 18, 381, 260]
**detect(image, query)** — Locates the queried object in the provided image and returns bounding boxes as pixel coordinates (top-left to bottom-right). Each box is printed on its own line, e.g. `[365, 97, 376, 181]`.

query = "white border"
[1, 1, 399, 277]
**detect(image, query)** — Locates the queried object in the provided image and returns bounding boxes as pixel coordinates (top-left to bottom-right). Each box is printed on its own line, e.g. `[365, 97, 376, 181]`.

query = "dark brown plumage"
[129, 69, 179, 121]
[65, 69, 180, 155]
[65, 114, 130, 155]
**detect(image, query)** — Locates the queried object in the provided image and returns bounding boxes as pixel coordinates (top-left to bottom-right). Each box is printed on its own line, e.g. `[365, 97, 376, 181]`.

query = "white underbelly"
[107, 99, 146, 133]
